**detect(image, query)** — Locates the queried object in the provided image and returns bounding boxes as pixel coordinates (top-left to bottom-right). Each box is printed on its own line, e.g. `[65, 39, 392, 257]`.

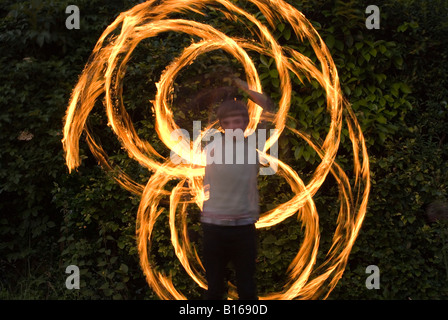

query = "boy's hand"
[232, 77, 274, 113]
[222, 76, 234, 86]
[232, 77, 250, 91]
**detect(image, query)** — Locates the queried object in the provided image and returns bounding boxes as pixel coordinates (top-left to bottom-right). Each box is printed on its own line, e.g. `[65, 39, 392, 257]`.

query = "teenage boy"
[201, 79, 273, 300]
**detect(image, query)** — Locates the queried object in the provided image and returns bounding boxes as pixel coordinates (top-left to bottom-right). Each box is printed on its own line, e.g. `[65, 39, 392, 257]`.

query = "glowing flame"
[62, 0, 370, 300]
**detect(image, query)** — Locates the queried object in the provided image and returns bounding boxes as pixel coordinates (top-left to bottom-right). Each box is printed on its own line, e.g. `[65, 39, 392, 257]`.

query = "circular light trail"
[62, 0, 370, 300]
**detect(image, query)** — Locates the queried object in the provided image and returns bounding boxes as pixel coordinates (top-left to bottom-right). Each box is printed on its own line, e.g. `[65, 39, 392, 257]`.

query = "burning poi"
[62, 0, 370, 300]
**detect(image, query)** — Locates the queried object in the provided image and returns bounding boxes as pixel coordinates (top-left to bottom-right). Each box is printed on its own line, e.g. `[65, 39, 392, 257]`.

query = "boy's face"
[220, 115, 247, 131]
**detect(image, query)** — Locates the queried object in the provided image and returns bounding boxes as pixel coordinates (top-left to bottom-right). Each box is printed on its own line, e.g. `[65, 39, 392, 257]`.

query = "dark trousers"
[202, 223, 258, 300]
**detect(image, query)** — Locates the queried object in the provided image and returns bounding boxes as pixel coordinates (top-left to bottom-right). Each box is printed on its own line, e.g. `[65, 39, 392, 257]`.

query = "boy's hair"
[216, 99, 249, 123]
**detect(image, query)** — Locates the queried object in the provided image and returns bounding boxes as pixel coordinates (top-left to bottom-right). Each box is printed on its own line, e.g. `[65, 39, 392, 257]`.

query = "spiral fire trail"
[62, 0, 370, 300]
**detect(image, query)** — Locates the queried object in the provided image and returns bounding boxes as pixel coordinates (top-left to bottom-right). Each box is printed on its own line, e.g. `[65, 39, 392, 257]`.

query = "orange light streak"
[62, 0, 370, 300]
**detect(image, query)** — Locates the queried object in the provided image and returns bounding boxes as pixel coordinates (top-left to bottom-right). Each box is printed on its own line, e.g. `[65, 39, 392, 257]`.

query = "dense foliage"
[1, 0, 447, 299]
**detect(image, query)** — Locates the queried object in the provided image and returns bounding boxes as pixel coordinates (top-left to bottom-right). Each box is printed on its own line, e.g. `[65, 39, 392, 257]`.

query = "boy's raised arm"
[232, 77, 275, 130]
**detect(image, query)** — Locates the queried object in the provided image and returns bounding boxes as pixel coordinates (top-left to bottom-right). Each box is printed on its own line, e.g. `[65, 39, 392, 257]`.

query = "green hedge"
[1, 0, 447, 299]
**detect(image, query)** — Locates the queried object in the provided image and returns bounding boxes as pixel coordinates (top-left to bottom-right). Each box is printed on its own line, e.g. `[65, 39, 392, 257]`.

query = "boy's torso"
[201, 132, 260, 226]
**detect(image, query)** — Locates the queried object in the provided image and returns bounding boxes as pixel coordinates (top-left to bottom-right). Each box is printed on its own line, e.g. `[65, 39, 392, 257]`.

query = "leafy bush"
[1, 0, 447, 299]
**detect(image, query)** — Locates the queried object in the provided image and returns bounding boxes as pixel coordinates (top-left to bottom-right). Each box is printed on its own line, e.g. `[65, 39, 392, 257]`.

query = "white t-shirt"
[201, 132, 260, 226]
